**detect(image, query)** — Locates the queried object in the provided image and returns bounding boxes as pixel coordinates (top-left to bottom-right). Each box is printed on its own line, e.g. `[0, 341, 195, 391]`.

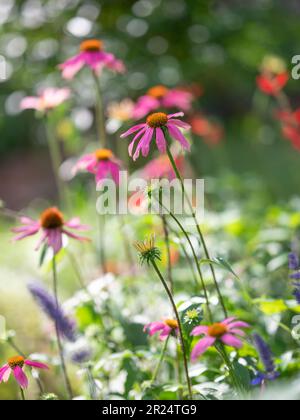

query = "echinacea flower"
[190, 318, 250, 361]
[59, 39, 125, 80]
[28, 283, 77, 342]
[73, 149, 121, 185]
[144, 319, 179, 341]
[20, 88, 71, 113]
[12, 207, 89, 255]
[133, 85, 193, 119]
[121, 112, 191, 161]
[142, 154, 184, 181]
[0, 356, 48, 389]
[251, 334, 279, 386]
[134, 235, 161, 265]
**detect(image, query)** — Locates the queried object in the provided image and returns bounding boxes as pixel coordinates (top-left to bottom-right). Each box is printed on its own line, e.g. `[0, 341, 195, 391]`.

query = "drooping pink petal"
[46, 228, 63, 254]
[133, 129, 151, 161]
[107, 161, 121, 185]
[64, 218, 90, 231]
[191, 337, 216, 361]
[167, 112, 185, 119]
[12, 225, 41, 241]
[62, 229, 90, 242]
[191, 326, 209, 336]
[128, 128, 147, 157]
[0, 365, 10, 382]
[24, 360, 49, 370]
[167, 123, 190, 150]
[13, 366, 28, 389]
[73, 154, 97, 175]
[121, 123, 147, 138]
[159, 325, 172, 341]
[141, 128, 154, 157]
[145, 322, 165, 336]
[168, 119, 191, 130]
[221, 333, 243, 348]
[229, 328, 246, 337]
[20, 97, 41, 111]
[222, 317, 237, 325]
[155, 128, 167, 153]
[227, 321, 250, 330]
[59, 53, 85, 80]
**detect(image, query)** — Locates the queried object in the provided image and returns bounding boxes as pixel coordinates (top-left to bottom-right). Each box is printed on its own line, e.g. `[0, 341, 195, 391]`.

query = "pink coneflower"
[121, 112, 191, 161]
[144, 319, 179, 341]
[20, 88, 71, 113]
[142, 154, 184, 181]
[191, 318, 250, 362]
[12, 208, 90, 255]
[59, 39, 125, 80]
[73, 149, 121, 185]
[0, 356, 48, 389]
[133, 85, 193, 119]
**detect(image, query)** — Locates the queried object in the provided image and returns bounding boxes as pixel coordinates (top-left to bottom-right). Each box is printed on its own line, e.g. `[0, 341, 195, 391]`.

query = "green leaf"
[232, 362, 251, 391]
[39, 244, 48, 267]
[200, 257, 239, 278]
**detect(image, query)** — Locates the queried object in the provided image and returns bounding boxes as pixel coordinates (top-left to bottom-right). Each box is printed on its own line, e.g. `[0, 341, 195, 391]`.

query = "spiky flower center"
[207, 323, 228, 337]
[40, 207, 64, 229]
[147, 112, 168, 128]
[8, 356, 25, 369]
[165, 319, 178, 329]
[95, 149, 113, 161]
[134, 236, 161, 265]
[80, 39, 103, 52]
[147, 85, 169, 99]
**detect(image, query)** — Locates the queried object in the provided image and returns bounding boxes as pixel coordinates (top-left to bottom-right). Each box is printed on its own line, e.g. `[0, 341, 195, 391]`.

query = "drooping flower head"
[133, 85, 194, 119]
[73, 148, 122, 185]
[251, 334, 279, 386]
[134, 235, 161, 265]
[190, 317, 250, 362]
[20, 88, 71, 113]
[121, 112, 190, 161]
[59, 39, 125, 80]
[28, 283, 77, 342]
[144, 319, 179, 341]
[0, 356, 48, 389]
[12, 207, 90, 255]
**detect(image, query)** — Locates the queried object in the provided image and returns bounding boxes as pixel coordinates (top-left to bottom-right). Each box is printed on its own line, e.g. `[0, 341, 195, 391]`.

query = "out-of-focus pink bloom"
[12, 208, 90, 255]
[107, 99, 134, 122]
[277, 109, 300, 150]
[20, 88, 71, 112]
[190, 113, 224, 146]
[144, 319, 179, 341]
[190, 318, 250, 362]
[133, 85, 194, 119]
[73, 149, 122, 185]
[121, 112, 191, 161]
[59, 39, 125, 80]
[257, 72, 289, 96]
[0, 356, 48, 389]
[142, 154, 184, 180]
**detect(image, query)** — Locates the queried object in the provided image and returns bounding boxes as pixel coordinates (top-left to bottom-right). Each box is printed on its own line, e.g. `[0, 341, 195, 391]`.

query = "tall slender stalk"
[45, 114, 67, 207]
[161, 215, 173, 294]
[92, 71, 107, 148]
[151, 260, 193, 400]
[52, 257, 73, 400]
[20, 387, 25, 400]
[150, 336, 170, 386]
[165, 142, 228, 318]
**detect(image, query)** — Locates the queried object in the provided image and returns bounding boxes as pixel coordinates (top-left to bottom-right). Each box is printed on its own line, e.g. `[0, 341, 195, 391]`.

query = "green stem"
[150, 336, 169, 386]
[92, 71, 107, 148]
[216, 344, 245, 396]
[161, 215, 173, 294]
[52, 257, 73, 400]
[151, 260, 193, 400]
[98, 214, 107, 274]
[165, 143, 228, 318]
[45, 114, 67, 207]
[20, 387, 25, 400]
[157, 198, 213, 323]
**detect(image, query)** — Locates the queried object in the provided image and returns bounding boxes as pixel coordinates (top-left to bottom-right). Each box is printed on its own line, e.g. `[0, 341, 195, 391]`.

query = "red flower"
[257, 72, 289, 96]
[189, 113, 224, 146]
[277, 109, 300, 150]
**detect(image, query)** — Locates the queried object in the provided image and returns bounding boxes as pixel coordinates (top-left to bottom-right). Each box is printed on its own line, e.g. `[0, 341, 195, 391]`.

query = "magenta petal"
[141, 128, 154, 157]
[191, 337, 216, 362]
[221, 333, 243, 349]
[229, 328, 246, 337]
[159, 326, 172, 341]
[46, 228, 63, 254]
[121, 123, 147, 138]
[145, 322, 165, 336]
[24, 360, 49, 370]
[128, 128, 147, 157]
[223, 317, 237, 325]
[227, 321, 250, 330]
[13, 366, 28, 389]
[191, 326, 209, 336]
[155, 128, 167, 153]
[167, 123, 190, 150]
[168, 112, 185, 119]
[0, 365, 10, 382]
